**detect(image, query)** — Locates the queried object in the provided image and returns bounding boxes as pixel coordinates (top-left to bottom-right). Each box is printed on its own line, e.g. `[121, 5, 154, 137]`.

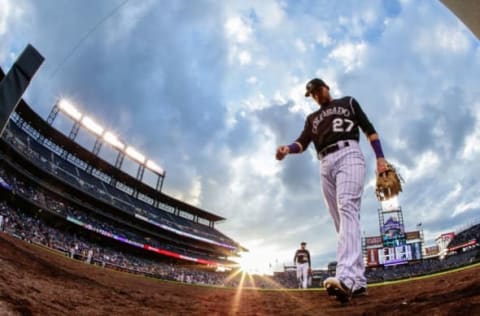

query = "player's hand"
[376, 157, 388, 174]
[276, 145, 289, 161]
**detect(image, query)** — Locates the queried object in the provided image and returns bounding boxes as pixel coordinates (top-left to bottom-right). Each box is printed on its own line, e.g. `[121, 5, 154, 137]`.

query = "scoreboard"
[365, 207, 424, 267]
[367, 242, 422, 266]
[365, 225, 423, 267]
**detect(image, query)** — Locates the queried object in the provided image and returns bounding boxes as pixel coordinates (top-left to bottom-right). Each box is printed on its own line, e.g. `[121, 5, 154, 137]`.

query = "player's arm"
[276, 119, 311, 161]
[276, 142, 303, 160]
[293, 250, 298, 264]
[351, 98, 388, 173]
[367, 133, 388, 173]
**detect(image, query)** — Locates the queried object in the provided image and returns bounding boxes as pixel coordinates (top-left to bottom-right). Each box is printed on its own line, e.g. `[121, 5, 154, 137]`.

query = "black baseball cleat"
[323, 277, 352, 304]
[352, 287, 368, 297]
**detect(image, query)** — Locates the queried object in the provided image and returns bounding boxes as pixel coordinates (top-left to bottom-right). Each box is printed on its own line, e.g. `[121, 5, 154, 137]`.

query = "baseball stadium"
[1, 1, 480, 315]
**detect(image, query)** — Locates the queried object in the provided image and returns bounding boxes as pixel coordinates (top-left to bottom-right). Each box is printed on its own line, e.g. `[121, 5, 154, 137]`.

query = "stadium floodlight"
[58, 99, 82, 121]
[103, 131, 125, 150]
[125, 146, 145, 163]
[146, 160, 164, 175]
[81, 116, 104, 136]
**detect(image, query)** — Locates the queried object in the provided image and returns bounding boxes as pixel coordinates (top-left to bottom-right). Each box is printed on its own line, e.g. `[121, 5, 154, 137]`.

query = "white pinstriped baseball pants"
[296, 262, 309, 289]
[319, 140, 366, 291]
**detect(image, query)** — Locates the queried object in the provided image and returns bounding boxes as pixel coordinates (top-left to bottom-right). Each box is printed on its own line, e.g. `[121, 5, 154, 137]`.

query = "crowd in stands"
[2, 120, 237, 250]
[0, 200, 288, 288]
[0, 166, 229, 264]
[366, 248, 478, 283]
[448, 222, 480, 249]
[0, 201, 236, 286]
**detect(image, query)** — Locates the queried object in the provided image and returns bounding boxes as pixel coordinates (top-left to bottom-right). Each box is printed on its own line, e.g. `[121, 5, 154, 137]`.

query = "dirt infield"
[0, 234, 479, 315]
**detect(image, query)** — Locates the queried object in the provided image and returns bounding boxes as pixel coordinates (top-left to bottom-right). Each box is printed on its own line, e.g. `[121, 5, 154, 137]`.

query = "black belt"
[318, 141, 350, 159]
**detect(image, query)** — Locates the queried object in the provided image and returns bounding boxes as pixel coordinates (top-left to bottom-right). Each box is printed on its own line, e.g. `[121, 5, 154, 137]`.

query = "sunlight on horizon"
[231, 248, 280, 276]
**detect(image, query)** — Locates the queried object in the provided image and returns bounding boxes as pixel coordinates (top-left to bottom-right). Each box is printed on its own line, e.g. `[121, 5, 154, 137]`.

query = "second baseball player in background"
[276, 78, 388, 303]
[294, 242, 311, 289]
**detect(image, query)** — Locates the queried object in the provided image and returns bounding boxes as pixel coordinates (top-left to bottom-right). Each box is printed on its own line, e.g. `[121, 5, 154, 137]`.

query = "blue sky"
[1, 0, 479, 273]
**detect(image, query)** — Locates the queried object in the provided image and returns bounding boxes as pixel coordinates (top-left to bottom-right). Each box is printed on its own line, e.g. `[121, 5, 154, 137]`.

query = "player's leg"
[296, 266, 302, 288]
[334, 144, 366, 290]
[353, 251, 367, 294]
[302, 264, 308, 288]
[320, 159, 340, 232]
[321, 152, 355, 302]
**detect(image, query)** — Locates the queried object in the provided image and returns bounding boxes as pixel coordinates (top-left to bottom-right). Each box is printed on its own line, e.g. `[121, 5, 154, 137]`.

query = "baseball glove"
[375, 163, 403, 201]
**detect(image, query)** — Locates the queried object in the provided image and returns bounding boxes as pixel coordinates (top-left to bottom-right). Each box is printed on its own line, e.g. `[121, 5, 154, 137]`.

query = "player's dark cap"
[301, 241, 307, 245]
[305, 78, 329, 97]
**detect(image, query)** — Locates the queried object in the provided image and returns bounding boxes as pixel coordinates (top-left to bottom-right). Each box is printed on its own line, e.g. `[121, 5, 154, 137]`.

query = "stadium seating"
[2, 119, 237, 249]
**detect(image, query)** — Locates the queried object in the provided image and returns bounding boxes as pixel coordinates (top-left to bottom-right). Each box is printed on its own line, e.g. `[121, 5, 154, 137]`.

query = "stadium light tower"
[81, 116, 104, 136]
[125, 146, 147, 184]
[146, 160, 164, 176]
[103, 131, 125, 150]
[49, 98, 166, 192]
[58, 99, 82, 121]
[125, 146, 146, 164]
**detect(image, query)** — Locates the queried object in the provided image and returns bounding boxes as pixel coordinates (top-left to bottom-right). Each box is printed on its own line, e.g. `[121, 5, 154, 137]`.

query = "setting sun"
[233, 250, 275, 276]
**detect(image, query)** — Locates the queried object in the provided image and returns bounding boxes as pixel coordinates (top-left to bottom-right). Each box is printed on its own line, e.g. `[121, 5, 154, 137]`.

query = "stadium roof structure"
[0, 68, 226, 224]
[441, 0, 480, 40]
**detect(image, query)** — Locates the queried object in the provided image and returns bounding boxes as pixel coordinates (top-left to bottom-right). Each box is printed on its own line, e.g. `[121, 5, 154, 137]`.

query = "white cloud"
[287, 83, 312, 115]
[224, 16, 252, 43]
[246, 131, 280, 178]
[272, 91, 286, 104]
[240, 92, 269, 112]
[255, 59, 268, 68]
[252, 0, 285, 29]
[315, 30, 333, 47]
[328, 41, 367, 72]
[106, 0, 156, 44]
[338, 7, 379, 38]
[170, 176, 202, 207]
[452, 199, 480, 217]
[462, 106, 480, 159]
[224, 15, 254, 66]
[295, 39, 307, 53]
[401, 151, 441, 182]
[0, 0, 23, 36]
[238, 50, 252, 65]
[246, 76, 257, 85]
[0, 0, 28, 63]
[413, 23, 471, 55]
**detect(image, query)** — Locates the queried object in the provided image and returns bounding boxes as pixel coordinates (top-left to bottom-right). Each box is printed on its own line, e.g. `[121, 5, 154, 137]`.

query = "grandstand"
[0, 66, 246, 280]
[445, 221, 480, 255]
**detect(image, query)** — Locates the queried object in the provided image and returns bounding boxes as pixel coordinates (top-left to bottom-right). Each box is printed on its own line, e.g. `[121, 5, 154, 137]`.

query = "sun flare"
[234, 250, 273, 276]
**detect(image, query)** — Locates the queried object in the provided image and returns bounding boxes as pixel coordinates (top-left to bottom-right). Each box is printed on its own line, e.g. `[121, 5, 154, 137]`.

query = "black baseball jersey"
[294, 249, 311, 266]
[295, 97, 376, 154]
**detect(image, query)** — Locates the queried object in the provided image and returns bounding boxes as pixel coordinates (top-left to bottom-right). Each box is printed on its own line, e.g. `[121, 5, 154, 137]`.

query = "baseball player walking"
[276, 78, 388, 303]
[293, 242, 311, 289]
